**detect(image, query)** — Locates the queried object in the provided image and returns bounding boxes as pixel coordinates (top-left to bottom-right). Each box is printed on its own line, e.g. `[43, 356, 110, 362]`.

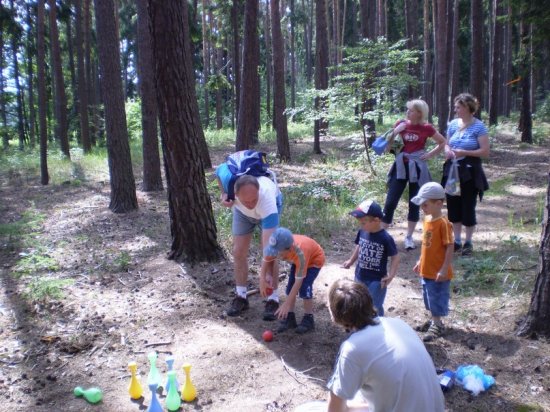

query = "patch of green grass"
[112, 251, 131, 272]
[205, 128, 238, 148]
[516, 404, 545, 412]
[13, 252, 60, 278]
[24, 277, 74, 302]
[453, 236, 538, 297]
[486, 175, 514, 197]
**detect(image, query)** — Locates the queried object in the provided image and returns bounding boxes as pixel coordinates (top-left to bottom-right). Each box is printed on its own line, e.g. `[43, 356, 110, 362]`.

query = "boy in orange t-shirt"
[412, 182, 454, 342]
[261, 227, 325, 334]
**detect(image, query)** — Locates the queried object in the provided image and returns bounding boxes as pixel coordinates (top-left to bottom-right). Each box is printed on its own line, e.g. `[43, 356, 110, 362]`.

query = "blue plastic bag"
[455, 365, 495, 395]
[371, 136, 388, 155]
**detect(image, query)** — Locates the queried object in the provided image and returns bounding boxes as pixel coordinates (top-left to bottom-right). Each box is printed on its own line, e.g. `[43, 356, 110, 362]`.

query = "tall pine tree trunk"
[518, 20, 532, 144]
[404, 0, 419, 99]
[0, 22, 9, 149]
[313, 0, 329, 154]
[290, 0, 296, 108]
[470, 0, 483, 117]
[48, 0, 71, 158]
[10, 0, 27, 150]
[488, 0, 503, 126]
[448, 0, 459, 119]
[517, 173, 550, 338]
[231, 0, 241, 125]
[37, 0, 49, 185]
[75, 0, 91, 152]
[136, 0, 163, 192]
[236, 0, 260, 150]
[94, 0, 138, 213]
[264, 0, 272, 127]
[271, 0, 291, 161]
[423, 0, 433, 122]
[201, 0, 210, 128]
[147, 0, 223, 263]
[26, 3, 37, 148]
[433, 0, 449, 134]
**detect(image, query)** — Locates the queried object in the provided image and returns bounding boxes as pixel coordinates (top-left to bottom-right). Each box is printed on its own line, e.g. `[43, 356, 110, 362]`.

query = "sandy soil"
[0, 131, 549, 412]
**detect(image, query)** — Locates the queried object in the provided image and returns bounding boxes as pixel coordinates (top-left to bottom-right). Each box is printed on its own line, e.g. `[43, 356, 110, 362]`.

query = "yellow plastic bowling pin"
[181, 362, 197, 402]
[128, 361, 144, 400]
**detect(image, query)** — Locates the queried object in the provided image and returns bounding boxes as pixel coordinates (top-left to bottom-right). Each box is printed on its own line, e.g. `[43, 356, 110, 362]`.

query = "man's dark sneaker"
[277, 312, 298, 333]
[461, 241, 473, 256]
[226, 296, 249, 317]
[263, 300, 279, 321]
[453, 242, 462, 253]
[296, 314, 315, 334]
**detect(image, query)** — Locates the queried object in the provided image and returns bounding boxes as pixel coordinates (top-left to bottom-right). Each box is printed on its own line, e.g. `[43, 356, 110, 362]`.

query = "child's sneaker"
[404, 236, 416, 250]
[415, 319, 432, 332]
[461, 241, 473, 256]
[423, 322, 444, 342]
[453, 241, 462, 252]
[277, 312, 298, 333]
[263, 300, 280, 321]
[226, 296, 249, 316]
[295, 314, 315, 334]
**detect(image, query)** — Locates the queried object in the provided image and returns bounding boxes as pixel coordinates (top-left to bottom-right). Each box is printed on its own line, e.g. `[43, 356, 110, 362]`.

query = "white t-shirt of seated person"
[234, 176, 278, 221]
[327, 317, 445, 412]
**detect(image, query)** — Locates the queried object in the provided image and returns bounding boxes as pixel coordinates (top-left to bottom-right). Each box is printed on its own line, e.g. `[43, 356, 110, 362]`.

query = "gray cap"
[411, 182, 446, 205]
[264, 227, 294, 257]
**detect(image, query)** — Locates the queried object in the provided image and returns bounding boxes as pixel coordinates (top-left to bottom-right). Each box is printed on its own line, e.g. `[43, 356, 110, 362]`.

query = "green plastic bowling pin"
[147, 351, 161, 386]
[73, 386, 103, 404]
[165, 370, 181, 411]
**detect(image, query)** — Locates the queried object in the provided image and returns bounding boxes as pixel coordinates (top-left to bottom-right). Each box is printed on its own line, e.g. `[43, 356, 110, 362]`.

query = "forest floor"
[0, 130, 549, 412]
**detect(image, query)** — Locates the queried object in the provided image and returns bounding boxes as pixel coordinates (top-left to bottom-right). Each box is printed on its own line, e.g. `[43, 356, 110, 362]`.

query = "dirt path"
[0, 133, 549, 412]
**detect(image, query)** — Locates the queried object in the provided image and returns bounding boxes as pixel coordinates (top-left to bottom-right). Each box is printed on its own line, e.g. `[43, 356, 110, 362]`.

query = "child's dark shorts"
[286, 266, 321, 299]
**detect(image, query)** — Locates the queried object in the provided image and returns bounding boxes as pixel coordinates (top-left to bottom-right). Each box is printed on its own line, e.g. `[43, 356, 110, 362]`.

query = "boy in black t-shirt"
[342, 200, 401, 316]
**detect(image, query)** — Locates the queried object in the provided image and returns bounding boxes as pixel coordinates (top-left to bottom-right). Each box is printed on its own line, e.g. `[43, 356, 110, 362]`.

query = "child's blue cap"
[263, 227, 294, 257]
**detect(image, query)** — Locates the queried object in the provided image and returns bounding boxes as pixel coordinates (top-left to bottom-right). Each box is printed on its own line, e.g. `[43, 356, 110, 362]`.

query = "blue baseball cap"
[349, 200, 384, 219]
[263, 227, 294, 257]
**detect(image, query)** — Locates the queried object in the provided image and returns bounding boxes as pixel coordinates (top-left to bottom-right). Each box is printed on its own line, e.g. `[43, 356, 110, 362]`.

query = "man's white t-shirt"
[234, 176, 278, 221]
[327, 317, 445, 412]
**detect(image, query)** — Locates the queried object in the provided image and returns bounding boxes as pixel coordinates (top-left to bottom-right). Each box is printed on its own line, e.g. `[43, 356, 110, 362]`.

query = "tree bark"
[236, 0, 260, 150]
[136, 0, 163, 192]
[48, 0, 71, 158]
[94, 0, 138, 213]
[470, 0, 483, 118]
[75, 0, 91, 152]
[147, 0, 224, 263]
[37, 0, 49, 185]
[517, 172, 550, 338]
[25, 3, 37, 148]
[313, 0, 329, 154]
[271, 0, 291, 161]
[488, 0, 503, 126]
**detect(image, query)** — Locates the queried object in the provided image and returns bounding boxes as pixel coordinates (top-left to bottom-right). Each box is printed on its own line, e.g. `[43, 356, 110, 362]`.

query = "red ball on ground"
[262, 330, 274, 342]
[265, 287, 273, 296]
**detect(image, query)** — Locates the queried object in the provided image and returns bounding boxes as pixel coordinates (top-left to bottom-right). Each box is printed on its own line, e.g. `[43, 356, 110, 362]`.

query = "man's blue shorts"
[421, 278, 450, 317]
[286, 266, 321, 299]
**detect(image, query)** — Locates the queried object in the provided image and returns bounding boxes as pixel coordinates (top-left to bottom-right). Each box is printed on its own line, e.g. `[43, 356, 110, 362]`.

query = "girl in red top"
[382, 99, 446, 250]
